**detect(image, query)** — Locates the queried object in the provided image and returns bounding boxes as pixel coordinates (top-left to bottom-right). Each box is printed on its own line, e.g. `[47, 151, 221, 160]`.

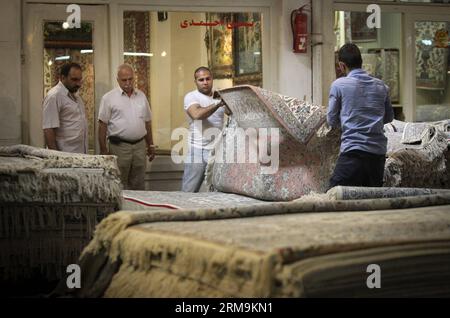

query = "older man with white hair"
[98, 64, 155, 190]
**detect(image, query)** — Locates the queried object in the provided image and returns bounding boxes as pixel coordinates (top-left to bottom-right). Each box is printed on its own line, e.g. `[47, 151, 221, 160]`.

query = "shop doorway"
[23, 4, 109, 154]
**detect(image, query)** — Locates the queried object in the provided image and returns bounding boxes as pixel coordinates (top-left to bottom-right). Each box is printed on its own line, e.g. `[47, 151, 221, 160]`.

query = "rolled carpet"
[210, 85, 340, 201]
[327, 186, 450, 200]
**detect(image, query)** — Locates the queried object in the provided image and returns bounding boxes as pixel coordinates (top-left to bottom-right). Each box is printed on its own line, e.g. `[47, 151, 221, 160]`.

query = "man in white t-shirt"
[182, 66, 230, 192]
[98, 64, 155, 190]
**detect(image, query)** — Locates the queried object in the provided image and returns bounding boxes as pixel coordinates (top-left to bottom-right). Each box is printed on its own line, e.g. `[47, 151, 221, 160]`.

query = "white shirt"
[184, 89, 225, 149]
[98, 87, 152, 141]
[42, 81, 88, 154]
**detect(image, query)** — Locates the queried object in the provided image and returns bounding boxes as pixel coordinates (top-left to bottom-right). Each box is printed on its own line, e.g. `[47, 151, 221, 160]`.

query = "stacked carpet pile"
[57, 186, 450, 297]
[0, 145, 122, 292]
[384, 119, 450, 188]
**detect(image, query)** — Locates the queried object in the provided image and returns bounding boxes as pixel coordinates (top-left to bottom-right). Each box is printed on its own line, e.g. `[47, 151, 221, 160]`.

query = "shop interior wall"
[278, 0, 312, 102]
[0, 0, 21, 146]
[0, 0, 315, 147]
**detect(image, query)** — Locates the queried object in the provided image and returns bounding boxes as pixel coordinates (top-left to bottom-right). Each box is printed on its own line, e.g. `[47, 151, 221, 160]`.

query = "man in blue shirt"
[327, 43, 394, 189]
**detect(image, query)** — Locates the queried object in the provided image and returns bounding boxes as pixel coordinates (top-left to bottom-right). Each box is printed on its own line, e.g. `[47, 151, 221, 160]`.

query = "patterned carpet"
[210, 85, 339, 201]
[122, 190, 268, 210]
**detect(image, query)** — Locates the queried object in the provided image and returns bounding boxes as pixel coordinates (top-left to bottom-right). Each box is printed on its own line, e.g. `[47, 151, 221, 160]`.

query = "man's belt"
[108, 136, 145, 145]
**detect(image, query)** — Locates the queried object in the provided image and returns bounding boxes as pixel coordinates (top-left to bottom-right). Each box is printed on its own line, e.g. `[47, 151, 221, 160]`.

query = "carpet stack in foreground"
[0, 145, 122, 294]
[60, 187, 450, 297]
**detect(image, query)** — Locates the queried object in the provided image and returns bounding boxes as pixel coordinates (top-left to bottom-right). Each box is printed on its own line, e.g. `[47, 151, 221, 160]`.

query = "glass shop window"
[334, 11, 404, 120]
[123, 11, 263, 153]
[414, 20, 450, 122]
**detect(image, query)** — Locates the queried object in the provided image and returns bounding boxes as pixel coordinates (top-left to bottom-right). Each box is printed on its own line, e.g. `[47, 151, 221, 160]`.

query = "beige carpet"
[61, 191, 450, 298]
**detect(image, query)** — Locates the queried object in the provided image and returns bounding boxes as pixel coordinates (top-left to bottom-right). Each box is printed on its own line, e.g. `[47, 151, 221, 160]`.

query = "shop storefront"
[2, 0, 449, 189]
[22, 1, 277, 156]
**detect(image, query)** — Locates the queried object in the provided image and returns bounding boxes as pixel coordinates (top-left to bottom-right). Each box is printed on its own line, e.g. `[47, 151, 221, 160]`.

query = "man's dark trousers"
[329, 149, 386, 189]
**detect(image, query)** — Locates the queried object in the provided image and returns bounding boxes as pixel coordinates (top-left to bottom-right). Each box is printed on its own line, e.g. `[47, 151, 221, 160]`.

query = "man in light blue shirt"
[327, 43, 394, 189]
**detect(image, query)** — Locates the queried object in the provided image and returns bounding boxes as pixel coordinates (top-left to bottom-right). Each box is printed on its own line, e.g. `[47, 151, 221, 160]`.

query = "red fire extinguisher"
[291, 5, 308, 53]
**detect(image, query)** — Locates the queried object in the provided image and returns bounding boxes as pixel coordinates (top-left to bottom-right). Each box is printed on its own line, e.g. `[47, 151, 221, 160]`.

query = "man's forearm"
[98, 121, 108, 154]
[327, 94, 341, 128]
[145, 121, 156, 161]
[188, 102, 223, 120]
[223, 104, 231, 116]
[145, 121, 154, 147]
[43, 128, 58, 150]
[384, 99, 394, 124]
[327, 114, 341, 128]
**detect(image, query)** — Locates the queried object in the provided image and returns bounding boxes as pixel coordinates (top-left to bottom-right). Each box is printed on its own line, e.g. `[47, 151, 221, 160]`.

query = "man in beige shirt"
[42, 62, 88, 154]
[98, 64, 155, 190]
